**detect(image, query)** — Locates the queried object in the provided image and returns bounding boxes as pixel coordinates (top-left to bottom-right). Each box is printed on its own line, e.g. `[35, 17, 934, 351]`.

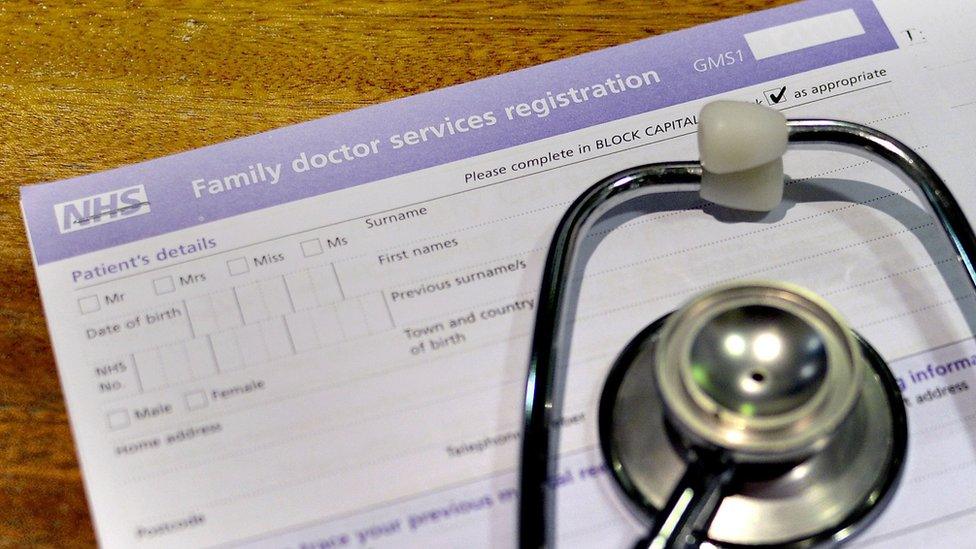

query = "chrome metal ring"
[654, 281, 864, 462]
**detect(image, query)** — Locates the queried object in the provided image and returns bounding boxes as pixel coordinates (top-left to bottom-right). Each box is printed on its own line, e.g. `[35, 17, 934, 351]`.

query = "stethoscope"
[518, 101, 976, 548]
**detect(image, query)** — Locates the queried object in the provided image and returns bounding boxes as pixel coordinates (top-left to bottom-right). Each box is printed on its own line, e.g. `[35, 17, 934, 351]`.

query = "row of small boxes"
[97, 291, 389, 407]
[184, 264, 343, 336]
[78, 237, 330, 314]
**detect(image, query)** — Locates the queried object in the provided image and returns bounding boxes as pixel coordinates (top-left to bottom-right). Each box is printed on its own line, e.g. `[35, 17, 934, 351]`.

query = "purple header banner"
[21, 0, 896, 266]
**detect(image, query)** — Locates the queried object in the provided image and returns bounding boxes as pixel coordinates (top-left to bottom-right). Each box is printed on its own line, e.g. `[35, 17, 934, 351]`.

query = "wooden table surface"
[0, 1, 793, 546]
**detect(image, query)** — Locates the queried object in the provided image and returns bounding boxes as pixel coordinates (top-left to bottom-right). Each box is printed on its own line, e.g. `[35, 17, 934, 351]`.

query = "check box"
[106, 409, 130, 430]
[301, 238, 324, 257]
[227, 257, 249, 276]
[184, 390, 209, 411]
[153, 276, 175, 295]
[78, 295, 101, 314]
[764, 86, 788, 105]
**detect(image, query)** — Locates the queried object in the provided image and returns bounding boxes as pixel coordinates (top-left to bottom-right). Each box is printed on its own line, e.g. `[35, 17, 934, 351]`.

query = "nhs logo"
[54, 185, 150, 234]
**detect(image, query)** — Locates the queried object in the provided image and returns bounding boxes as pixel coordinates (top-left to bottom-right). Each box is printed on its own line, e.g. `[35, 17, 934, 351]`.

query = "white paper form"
[18, 0, 976, 546]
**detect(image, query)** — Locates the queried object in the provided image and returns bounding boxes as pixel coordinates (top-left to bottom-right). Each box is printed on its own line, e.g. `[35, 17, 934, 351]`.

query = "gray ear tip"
[698, 101, 787, 211]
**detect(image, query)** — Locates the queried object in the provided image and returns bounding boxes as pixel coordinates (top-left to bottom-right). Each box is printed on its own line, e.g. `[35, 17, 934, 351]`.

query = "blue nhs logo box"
[54, 184, 150, 234]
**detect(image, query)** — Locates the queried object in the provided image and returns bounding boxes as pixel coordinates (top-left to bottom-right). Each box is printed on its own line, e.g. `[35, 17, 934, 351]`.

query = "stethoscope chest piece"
[599, 281, 908, 547]
[518, 103, 975, 547]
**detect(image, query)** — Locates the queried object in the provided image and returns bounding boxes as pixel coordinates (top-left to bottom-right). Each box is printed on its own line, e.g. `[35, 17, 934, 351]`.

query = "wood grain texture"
[0, 1, 793, 546]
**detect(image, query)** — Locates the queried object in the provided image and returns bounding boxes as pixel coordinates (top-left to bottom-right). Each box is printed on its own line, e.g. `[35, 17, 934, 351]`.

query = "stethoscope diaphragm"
[598, 282, 907, 546]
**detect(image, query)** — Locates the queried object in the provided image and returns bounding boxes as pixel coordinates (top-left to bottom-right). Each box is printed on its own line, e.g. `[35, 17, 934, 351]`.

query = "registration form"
[19, 0, 976, 546]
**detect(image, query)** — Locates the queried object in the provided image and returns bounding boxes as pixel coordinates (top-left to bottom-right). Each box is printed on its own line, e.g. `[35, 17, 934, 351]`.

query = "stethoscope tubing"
[518, 120, 976, 548]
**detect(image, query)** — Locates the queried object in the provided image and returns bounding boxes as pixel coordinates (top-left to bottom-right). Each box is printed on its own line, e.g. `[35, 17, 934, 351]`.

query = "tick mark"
[765, 86, 787, 105]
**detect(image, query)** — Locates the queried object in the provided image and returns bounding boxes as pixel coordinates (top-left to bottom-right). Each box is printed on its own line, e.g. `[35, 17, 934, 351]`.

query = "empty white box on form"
[310, 306, 345, 346]
[335, 299, 369, 339]
[106, 410, 129, 430]
[78, 295, 100, 314]
[132, 348, 167, 391]
[234, 323, 270, 368]
[360, 293, 394, 333]
[153, 276, 175, 295]
[284, 265, 343, 311]
[210, 330, 244, 371]
[301, 238, 324, 257]
[235, 278, 293, 325]
[158, 341, 194, 384]
[227, 257, 249, 276]
[284, 311, 320, 353]
[184, 391, 208, 411]
[186, 290, 245, 337]
[744, 9, 864, 60]
[185, 338, 218, 379]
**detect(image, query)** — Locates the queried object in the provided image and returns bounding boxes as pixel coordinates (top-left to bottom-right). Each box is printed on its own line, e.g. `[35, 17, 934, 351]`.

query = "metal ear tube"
[517, 102, 976, 548]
